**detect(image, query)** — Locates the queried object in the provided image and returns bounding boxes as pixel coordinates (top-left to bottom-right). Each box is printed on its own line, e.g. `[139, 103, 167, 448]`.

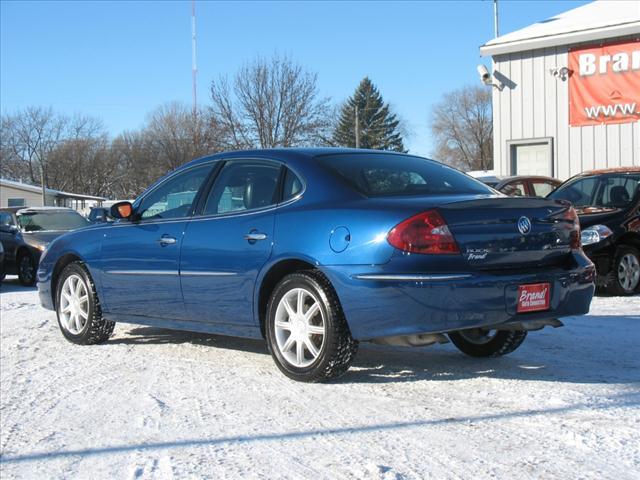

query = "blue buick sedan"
[38, 149, 595, 382]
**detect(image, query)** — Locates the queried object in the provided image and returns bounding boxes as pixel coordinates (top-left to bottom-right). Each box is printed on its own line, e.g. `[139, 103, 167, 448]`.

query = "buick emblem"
[517, 216, 532, 235]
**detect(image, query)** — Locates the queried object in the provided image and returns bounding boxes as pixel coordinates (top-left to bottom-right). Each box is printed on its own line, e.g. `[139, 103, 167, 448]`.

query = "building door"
[510, 139, 553, 176]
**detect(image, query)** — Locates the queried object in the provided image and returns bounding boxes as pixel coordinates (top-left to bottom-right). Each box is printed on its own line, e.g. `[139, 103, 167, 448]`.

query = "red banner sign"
[568, 40, 640, 126]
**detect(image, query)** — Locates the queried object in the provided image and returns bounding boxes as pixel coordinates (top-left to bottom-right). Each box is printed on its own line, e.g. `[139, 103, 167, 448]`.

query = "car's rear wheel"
[56, 261, 114, 345]
[448, 329, 527, 357]
[17, 252, 37, 286]
[266, 270, 358, 382]
[608, 245, 640, 296]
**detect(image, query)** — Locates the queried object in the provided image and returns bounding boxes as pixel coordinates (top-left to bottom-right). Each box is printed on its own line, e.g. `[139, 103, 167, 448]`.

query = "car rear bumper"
[323, 252, 595, 341]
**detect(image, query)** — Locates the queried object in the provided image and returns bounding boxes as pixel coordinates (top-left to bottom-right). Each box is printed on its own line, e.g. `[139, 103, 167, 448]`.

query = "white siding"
[0, 184, 55, 208]
[491, 36, 640, 180]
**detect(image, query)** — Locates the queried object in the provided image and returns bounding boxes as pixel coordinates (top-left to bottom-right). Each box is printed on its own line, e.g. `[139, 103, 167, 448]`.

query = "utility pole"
[354, 106, 360, 148]
[40, 164, 46, 206]
[191, 0, 197, 117]
[493, 0, 499, 38]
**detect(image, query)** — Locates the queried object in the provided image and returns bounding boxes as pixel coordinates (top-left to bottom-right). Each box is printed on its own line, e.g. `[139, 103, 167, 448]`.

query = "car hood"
[21, 231, 70, 246]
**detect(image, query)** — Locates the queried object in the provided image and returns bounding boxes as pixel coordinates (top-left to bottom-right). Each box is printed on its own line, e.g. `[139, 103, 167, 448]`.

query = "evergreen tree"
[333, 77, 406, 152]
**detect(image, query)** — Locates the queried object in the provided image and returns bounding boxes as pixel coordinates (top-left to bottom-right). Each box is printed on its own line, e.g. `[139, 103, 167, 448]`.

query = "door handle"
[158, 235, 177, 246]
[244, 232, 267, 242]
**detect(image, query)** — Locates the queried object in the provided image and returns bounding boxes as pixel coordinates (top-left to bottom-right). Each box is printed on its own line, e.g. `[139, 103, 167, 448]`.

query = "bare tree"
[210, 55, 332, 149]
[430, 85, 493, 171]
[145, 102, 223, 171]
[0, 107, 67, 188]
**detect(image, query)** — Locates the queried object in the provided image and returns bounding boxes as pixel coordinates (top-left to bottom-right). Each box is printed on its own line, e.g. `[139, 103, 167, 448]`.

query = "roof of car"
[497, 175, 561, 183]
[15, 207, 76, 214]
[581, 166, 640, 176]
[186, 147, 412, 168]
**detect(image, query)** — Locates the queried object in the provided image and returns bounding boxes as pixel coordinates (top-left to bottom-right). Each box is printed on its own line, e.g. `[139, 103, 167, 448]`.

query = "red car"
[476, 175, 561, 197]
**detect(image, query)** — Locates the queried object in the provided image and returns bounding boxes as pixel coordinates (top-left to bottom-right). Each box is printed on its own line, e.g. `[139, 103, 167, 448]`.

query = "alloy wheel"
[274, 287, 326, 368]
[58, 274, 89, 335]
[19, 256, 34, 283]
[618, 253, 640, 292]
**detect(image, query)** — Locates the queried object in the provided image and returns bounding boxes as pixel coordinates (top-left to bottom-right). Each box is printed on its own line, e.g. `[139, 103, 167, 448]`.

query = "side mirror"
[110, 201, 134, 220]
[0, 224, 18, 235]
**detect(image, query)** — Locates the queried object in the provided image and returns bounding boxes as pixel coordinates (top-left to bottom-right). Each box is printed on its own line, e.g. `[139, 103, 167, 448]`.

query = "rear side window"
[317, 153, 492, 197]
[501, 181, 526, 196]
[532, 181, 556, 197]
[283, 168, 303, 201]
[204, 161, 281, 215]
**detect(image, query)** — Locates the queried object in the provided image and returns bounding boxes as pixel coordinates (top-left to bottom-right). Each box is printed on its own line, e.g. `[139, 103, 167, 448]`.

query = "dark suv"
[548, 167, 640, 295]
[0, 207, 90, 286]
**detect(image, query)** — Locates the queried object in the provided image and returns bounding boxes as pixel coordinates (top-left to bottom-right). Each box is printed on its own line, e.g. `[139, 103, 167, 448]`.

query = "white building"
[0, 178, 106, 212]
[480, 0, 640, 180]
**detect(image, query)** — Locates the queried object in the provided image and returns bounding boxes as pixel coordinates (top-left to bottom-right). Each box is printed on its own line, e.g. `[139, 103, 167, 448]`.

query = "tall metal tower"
[191, 0, 197, 116]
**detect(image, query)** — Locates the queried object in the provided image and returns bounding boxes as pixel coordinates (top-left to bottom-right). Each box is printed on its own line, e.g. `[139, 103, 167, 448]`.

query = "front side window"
[204, 161, 281, 215]
[549, 174, 639, 208]
[17, 211, 89, 232]
[549, 177, 598, 206]
[0, 212, 15, 226]
[317, 153, 493, 197]
[599, 175, 639, 207]
[137, 164, 212, 220]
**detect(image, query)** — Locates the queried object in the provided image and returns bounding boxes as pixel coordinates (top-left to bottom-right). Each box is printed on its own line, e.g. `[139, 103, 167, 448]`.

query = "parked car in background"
[493, 176, 561, 197]
[0, 207, 90, 286]
[474, 174, 561, 197]
[88, 206, 113, 223]
[548, 167, 640, 295]
[38, 149, 594, 382]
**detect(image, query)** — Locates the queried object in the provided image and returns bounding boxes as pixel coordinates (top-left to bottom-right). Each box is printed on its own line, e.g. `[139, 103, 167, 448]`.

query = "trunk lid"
[437, 197, 577, 270]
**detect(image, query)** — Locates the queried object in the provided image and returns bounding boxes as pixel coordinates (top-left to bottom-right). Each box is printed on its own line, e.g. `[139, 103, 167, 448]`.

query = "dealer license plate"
[517, 283, 550, 313]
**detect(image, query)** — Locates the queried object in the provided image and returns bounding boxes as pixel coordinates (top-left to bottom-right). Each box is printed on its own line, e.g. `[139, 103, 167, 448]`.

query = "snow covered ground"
[1, 276, 639, 479]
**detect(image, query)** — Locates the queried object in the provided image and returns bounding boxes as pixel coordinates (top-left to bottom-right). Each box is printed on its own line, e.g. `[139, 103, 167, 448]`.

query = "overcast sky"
[1, 0, 590, 156]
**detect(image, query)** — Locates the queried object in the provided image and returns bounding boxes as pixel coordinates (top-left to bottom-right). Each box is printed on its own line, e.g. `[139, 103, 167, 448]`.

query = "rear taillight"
[387, 209, 460, 254]
[565, 207, 581, 250]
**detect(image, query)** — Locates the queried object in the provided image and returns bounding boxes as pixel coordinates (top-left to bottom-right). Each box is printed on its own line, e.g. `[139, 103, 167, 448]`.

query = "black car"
[0, 207, 90, 286]
[87, 206, 113, 223]
[548, 167, 640, 295]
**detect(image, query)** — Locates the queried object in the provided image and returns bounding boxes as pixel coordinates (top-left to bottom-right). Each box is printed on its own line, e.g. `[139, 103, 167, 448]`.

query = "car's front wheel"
[448, 329, 527, 357]
[266, 271, 358, 382]
[608, 245, 640, 296]
[17, 252, 37, 286]
[56, 261, 114, 344]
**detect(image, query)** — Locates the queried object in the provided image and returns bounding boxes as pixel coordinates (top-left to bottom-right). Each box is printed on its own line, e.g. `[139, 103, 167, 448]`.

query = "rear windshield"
[317, 153, 493, 197]
[17, 211, 90, 232]
[548, 174, 640, 208]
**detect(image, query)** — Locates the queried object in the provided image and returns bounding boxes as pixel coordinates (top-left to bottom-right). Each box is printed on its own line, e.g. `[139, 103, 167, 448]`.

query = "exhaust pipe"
[493, 318, 564, 332]
[371, 333, 450, 347]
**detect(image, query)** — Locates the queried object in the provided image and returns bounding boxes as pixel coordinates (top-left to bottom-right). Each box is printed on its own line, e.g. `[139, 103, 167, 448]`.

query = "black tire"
[17, 252, 37, 286]
[607, 245, 640, 296]
[55, 261, 114, 345]
[448, 329, 527, 357]
[266, 270, 358, 383]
